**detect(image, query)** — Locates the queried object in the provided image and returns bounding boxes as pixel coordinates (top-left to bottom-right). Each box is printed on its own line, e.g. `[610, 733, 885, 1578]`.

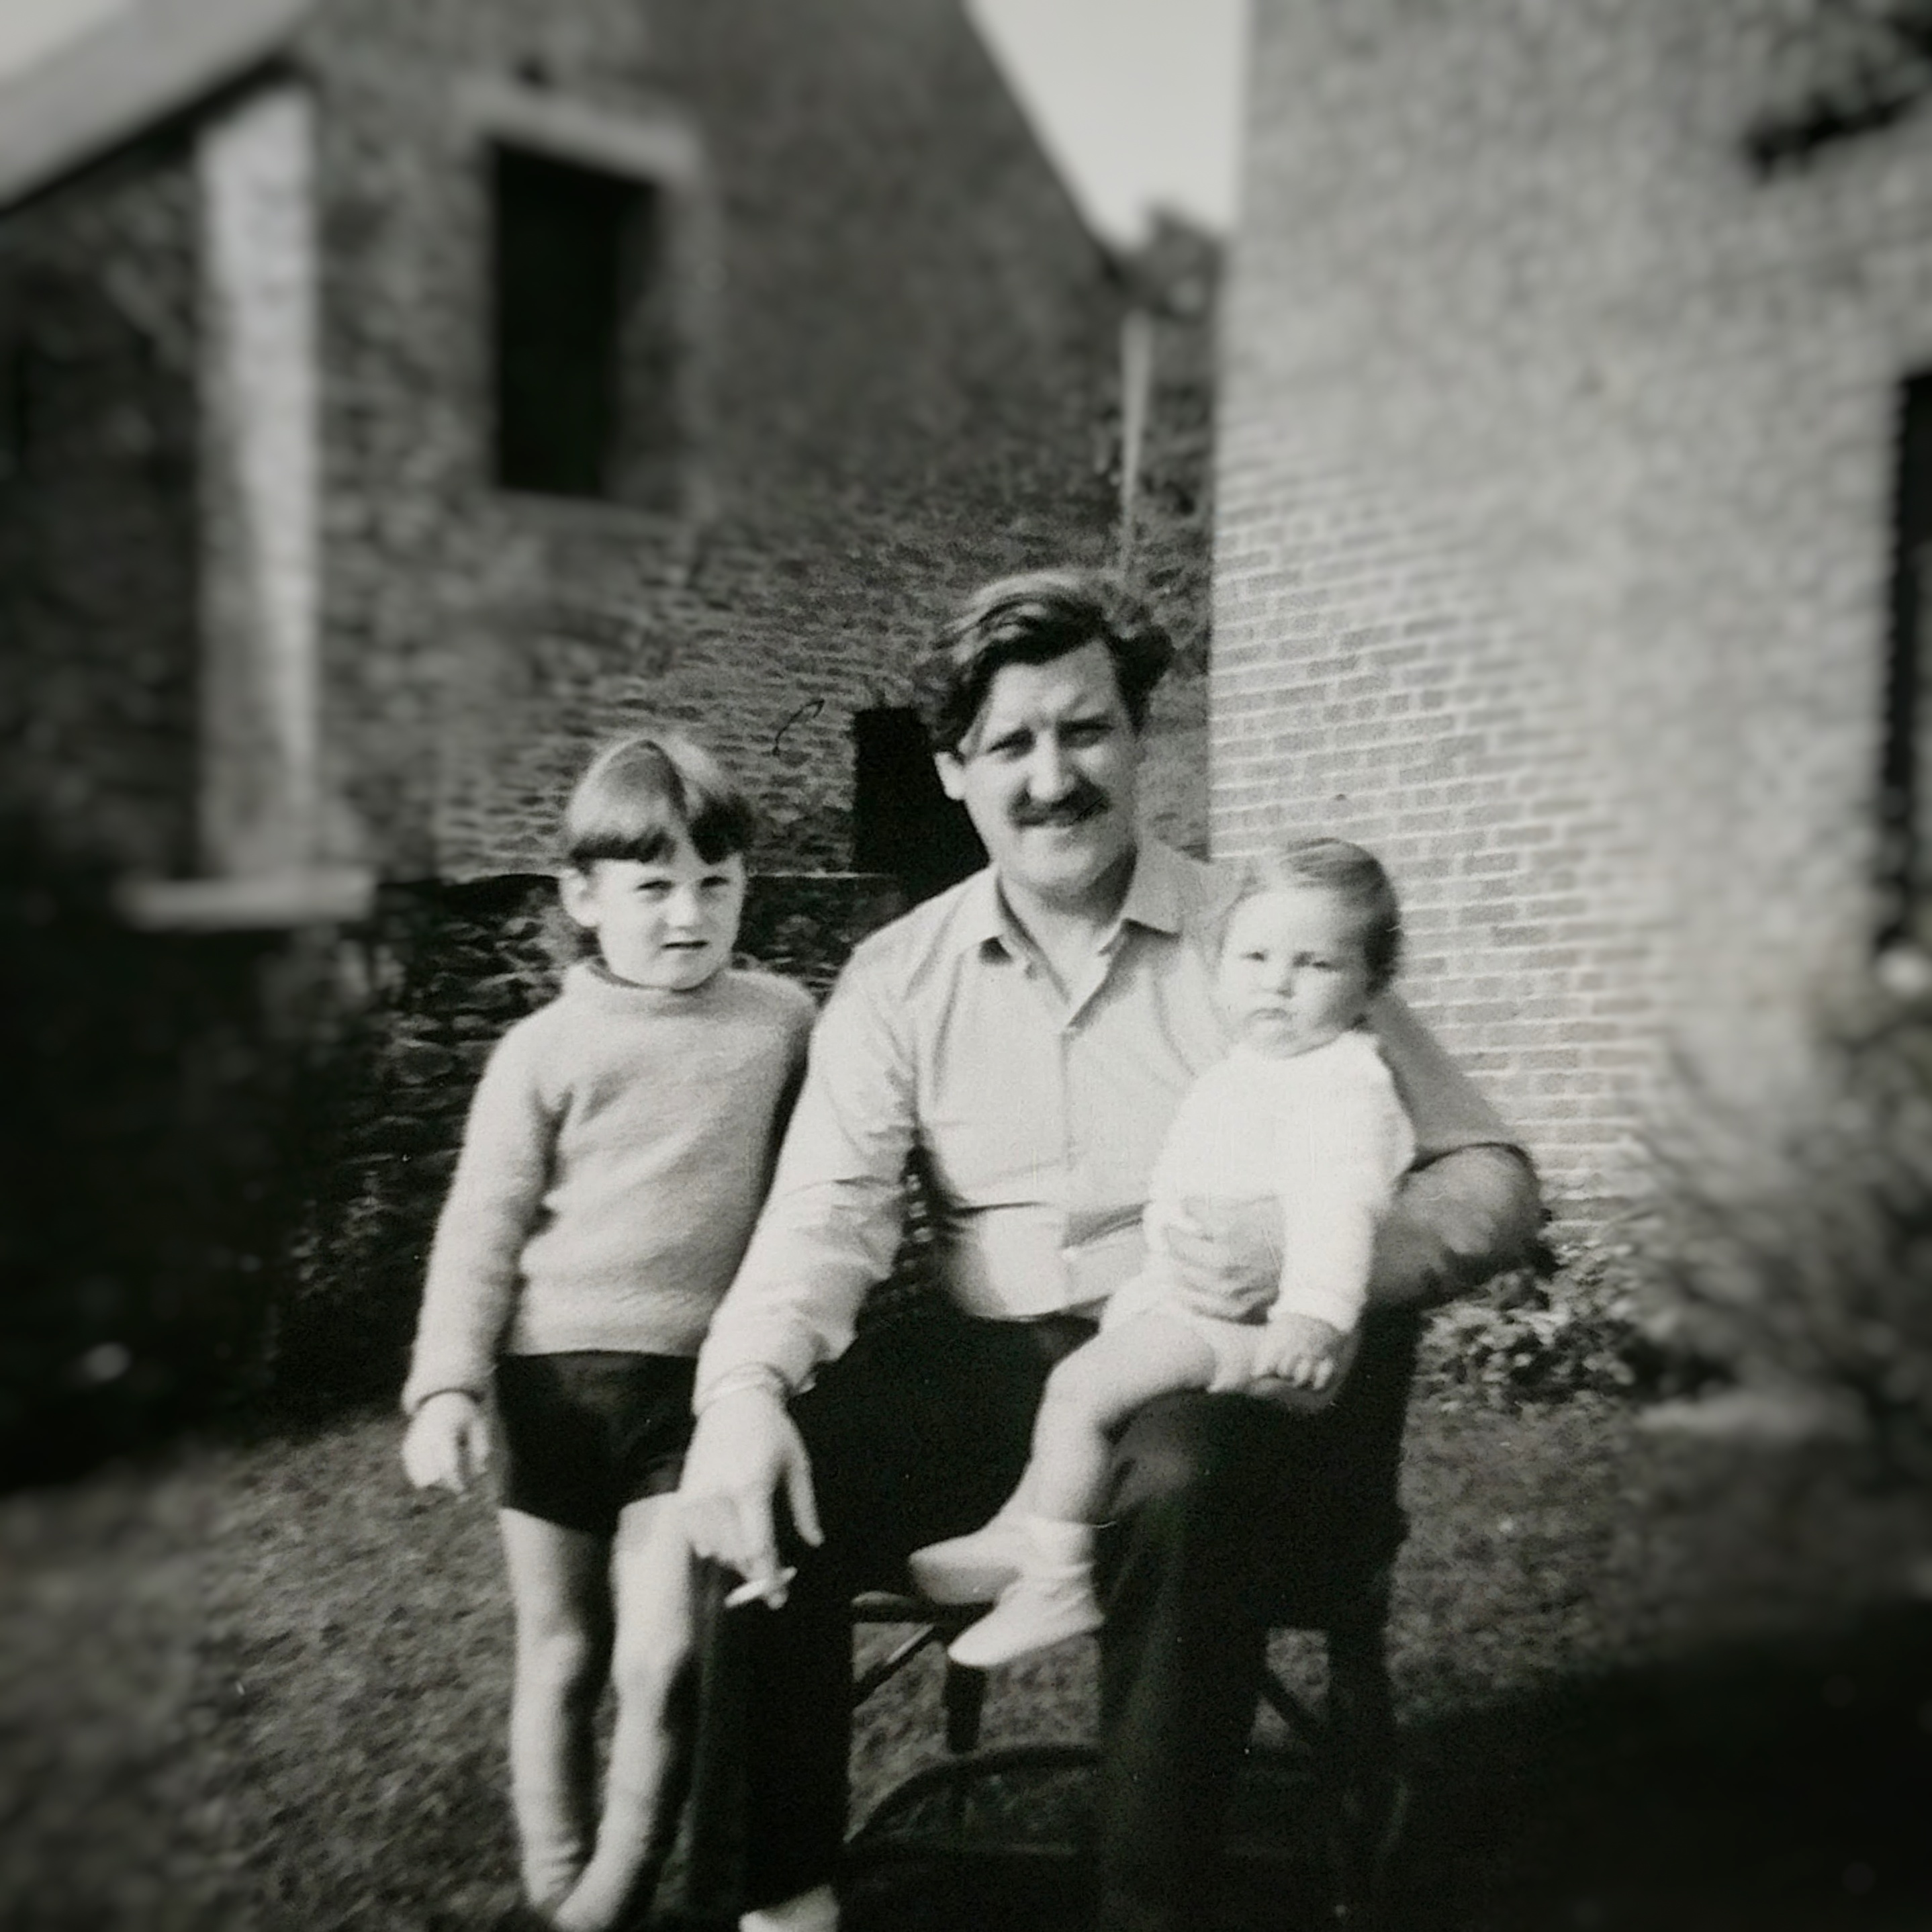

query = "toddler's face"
[1215, 884, 1375, 1058]
[562, 837, 745, 992]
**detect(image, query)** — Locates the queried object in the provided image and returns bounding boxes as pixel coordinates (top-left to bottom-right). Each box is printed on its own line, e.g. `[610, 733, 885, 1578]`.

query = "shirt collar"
[955, 868, 1012, 954]
[1110, 839, 1190, 939]
[952, 839, 1190, 960]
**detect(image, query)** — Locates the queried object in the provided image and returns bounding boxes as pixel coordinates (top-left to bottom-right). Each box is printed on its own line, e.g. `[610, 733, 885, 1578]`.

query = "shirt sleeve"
[694, 948, 918, 1408]
[1367, 990, 1517, 1162]
[400, 1021, 555, 1414]
[761, 983, 819, 1169]
[1270, 1048, 1414, 1333]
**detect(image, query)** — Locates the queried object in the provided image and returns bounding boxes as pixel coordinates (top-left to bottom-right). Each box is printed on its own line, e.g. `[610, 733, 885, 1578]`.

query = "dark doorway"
[852, 708, 984, 905]
[1880, 373, 1932, 947]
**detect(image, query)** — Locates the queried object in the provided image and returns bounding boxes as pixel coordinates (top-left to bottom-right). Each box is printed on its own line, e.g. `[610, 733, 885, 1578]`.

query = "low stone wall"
[1, 868, 302, 1481]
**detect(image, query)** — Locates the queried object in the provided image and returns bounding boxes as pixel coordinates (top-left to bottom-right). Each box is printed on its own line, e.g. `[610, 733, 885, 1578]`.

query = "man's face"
[935, 640, 1142, 915]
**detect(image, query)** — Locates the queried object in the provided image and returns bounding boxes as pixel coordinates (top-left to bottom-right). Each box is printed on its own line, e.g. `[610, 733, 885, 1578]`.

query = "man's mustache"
[1009, 782, 1111, 829]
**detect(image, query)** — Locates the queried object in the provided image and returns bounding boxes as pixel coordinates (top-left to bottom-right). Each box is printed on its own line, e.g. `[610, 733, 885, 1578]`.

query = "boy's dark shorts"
[496, 1351, 697, 1537]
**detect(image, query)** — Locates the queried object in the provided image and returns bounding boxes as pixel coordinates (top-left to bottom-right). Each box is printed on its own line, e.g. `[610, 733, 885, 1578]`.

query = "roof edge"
[0, 0, 312, 214]
[956, 0, 1115, 281]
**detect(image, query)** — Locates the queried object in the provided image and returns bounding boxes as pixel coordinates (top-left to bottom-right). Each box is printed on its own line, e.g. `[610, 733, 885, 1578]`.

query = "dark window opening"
[490, 144, 677, 504]
[1880, 373, 1932, 949]
[853, 707, 984, 905]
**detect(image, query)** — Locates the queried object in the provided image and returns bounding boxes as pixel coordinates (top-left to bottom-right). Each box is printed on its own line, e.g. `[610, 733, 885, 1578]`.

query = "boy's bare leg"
[552, 1494, 695, 1932]
[498, 1510, 612, 1915]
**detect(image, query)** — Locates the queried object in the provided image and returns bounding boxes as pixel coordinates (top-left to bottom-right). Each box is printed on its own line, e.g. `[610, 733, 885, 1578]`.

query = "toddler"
[927, 837, 1416, 1669]
[400, 732, 814, 1929]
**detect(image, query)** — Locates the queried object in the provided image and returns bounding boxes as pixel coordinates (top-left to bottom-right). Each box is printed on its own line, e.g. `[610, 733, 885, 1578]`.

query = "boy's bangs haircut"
[1243, 836, 1404, 993]
[914, 566, 1174, 755]
[565, 731, 756, 868]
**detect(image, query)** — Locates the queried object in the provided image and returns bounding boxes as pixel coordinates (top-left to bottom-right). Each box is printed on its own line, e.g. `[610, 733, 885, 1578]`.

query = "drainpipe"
[1117, 305, 1155, 574]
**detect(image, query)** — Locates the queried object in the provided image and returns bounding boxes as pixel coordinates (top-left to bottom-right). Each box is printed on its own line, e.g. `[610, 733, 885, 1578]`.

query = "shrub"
[1421, 1228, 1718, 1410]
[1641, 956, 1932, 1483]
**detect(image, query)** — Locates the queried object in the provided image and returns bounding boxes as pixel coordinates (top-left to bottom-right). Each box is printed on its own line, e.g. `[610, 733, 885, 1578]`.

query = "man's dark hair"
[913, 567, 1174, 755]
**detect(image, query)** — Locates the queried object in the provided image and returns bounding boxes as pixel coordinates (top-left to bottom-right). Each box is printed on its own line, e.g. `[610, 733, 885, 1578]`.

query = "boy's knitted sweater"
[402, 960, 815, 1414]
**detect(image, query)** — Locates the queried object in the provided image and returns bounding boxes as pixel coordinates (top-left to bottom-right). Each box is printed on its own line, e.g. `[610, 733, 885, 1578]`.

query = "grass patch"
[1, 1397, 1927, 1929]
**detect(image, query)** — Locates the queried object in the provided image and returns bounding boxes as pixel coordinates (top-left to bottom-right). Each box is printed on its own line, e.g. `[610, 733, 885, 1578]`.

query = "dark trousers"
[699, 1299, 1416, 1929]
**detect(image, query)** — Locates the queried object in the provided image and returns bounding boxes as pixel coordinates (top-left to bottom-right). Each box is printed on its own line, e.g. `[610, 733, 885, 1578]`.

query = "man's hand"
[678, 1385, 823, 1607]
[402, 1390, 491, 1495]
[1164, 1194, 1283, 1322]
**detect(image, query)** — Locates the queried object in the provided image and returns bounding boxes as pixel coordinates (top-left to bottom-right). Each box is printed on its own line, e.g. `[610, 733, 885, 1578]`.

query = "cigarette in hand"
[725, 1566, 798, 1609]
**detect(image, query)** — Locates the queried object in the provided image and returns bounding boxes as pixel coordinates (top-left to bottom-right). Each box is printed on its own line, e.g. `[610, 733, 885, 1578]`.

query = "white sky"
[0, 0, 1251, 250]
[0, 0, 131, 82]
[967, 0, 1250, 246]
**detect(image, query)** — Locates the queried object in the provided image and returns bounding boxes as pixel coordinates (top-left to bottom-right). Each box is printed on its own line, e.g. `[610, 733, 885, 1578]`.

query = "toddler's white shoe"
[907, 1514, 1029, 1605]
[946, 1571, 1103, 1669]
[741, 1882, 839, 1932]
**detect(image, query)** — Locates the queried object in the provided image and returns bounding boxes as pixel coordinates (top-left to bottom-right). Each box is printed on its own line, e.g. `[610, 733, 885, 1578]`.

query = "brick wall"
[1216, 0, 1932, 1219]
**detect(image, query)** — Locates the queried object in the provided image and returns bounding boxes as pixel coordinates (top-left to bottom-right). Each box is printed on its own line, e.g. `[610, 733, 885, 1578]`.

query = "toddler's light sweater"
[402, 960, 815, 1414]
[1140, 1029, 1416, 1333]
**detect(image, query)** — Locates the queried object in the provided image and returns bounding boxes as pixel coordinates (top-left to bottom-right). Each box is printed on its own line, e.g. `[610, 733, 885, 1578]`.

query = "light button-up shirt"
[695, 840, 1514, 1407]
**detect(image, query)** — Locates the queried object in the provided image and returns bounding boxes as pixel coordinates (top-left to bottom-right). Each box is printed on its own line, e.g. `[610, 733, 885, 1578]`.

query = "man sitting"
[680, 567, 1540, 1932]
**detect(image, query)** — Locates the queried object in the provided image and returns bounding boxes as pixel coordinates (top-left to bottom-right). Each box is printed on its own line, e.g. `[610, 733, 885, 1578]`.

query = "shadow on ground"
[840, 1604, 1932, 1931]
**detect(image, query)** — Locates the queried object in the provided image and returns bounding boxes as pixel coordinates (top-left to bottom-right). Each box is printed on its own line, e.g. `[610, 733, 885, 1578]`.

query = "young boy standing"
[400, 733, 814, 1931]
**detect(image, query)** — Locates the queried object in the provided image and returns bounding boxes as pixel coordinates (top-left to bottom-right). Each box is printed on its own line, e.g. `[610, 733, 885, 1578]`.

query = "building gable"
[0, 0, 310, 213]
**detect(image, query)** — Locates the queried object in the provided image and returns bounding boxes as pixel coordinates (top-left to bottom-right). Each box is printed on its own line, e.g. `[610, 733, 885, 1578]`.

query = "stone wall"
[293, 0, 1120, 881]
[0, 132, 201, 880]
[1, 1, 1128, 886]
[1217, 0, 1932, 1219]
[0, 0, 1193, 1465]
